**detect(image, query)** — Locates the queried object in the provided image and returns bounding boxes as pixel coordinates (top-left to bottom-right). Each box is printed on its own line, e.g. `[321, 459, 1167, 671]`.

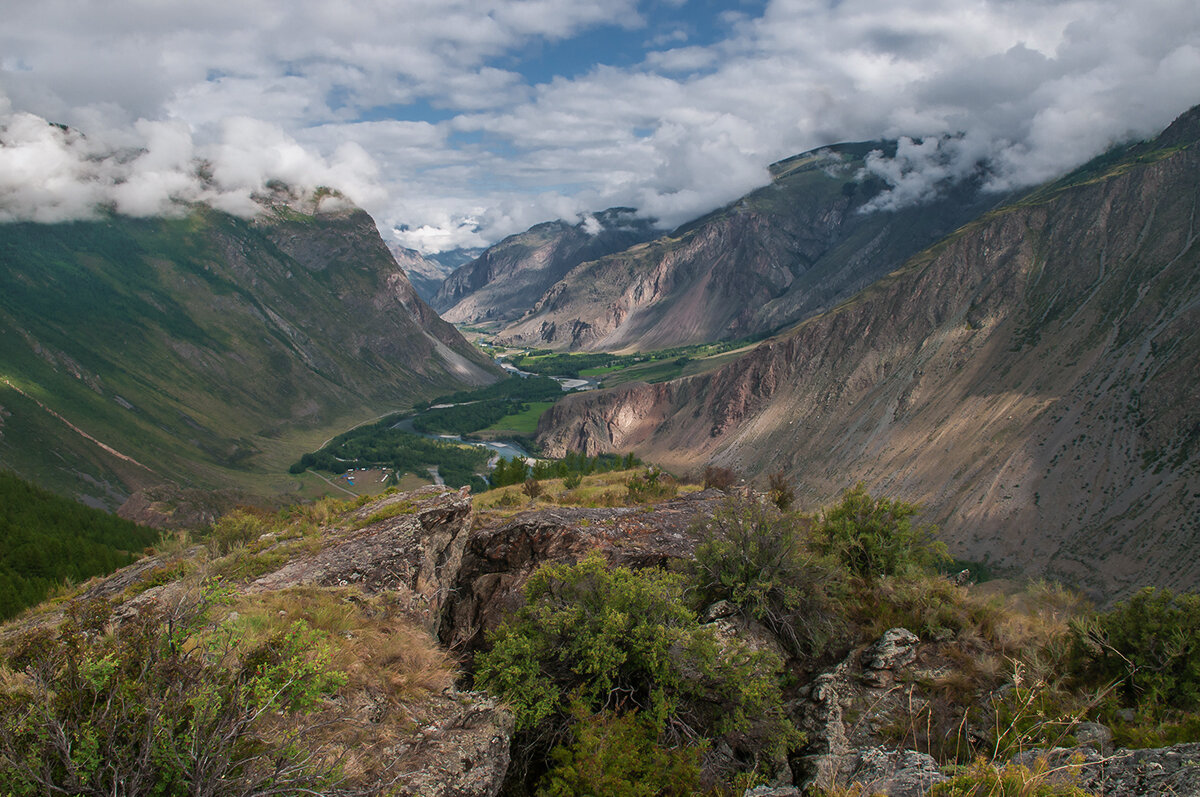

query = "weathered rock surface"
[390, 690, 514, 797]
[441, 491, 729, 651]
[793, 628, 936, 791]
[250, 486, 474, 634]
[837, 748, 947, 797]
[1014, 743, 1200, 796]
[862, 627, 921, 688]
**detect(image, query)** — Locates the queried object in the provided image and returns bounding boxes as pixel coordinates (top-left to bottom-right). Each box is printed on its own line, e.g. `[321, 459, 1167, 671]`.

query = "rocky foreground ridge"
[5, 484, 1198, 795]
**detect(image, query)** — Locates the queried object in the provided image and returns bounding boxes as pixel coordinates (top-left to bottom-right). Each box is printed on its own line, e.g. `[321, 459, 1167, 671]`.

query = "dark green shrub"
[563, 472, 583, 490]
[537, 706, 703, 797]
[1069, 587, 1200, 713]
[0, 590, 346, 796]
[815, 483, 947, 581]
[692, 499, 845, 657]
[476, 554, 797, 790]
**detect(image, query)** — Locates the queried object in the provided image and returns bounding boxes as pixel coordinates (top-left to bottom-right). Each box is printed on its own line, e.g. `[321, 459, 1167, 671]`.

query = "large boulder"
[249, 486, 474, 635]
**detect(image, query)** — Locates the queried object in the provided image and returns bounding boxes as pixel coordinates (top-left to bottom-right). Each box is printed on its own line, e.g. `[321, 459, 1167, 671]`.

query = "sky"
[2, 0, 1199, 252]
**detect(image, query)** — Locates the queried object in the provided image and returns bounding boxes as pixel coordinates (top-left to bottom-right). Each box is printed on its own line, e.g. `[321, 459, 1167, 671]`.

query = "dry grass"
[224, 586, 456, 700]
[473, 469, 702, 512]
[220, 586, 459, 786]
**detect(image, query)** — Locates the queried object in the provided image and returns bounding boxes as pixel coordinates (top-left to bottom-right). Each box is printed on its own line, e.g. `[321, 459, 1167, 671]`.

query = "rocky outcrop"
[390, 690, 514, 797]
[250, 486, 474, 635]
[1014, 743, 1200, 796]
[792, 627, 950, 792]
[441, 491, 728, 651]
[861, 627, 921, 688]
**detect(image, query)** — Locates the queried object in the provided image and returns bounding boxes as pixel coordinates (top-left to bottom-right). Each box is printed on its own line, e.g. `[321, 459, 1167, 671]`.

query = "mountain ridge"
[0, 197, 500, 514]
[494, 140, 1007, 352]
[536, 106, 1200, 598]
[432, 207, 659, 325]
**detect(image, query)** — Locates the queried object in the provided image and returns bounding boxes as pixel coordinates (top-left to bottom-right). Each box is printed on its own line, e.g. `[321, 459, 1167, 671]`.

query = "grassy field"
[481, 401, 557, 435]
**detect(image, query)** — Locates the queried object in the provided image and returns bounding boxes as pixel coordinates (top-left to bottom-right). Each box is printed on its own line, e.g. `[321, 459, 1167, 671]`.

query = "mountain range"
[436, 142, 1009, 352]
[534, 104, 1200, 597]
[431, 207, 659, 327]
[0, 189, 498, 517]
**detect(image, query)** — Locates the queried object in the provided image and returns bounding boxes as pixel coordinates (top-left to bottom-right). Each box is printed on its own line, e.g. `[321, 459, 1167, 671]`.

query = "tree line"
[0, 470, 161, 619]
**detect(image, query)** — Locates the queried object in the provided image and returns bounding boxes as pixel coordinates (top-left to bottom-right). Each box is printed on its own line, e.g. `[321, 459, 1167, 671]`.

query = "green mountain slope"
[0, 469, 160, 618]
[0, 198, 500, 512]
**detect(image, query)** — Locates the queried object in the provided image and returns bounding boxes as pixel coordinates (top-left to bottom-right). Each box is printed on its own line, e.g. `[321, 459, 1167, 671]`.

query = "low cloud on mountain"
[2, 0, 1198, 247]
[0, 106, 383, 222]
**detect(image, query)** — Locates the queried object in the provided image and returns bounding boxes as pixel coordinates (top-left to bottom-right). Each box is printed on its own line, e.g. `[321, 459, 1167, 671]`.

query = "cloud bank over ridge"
[2, 0, 1198, 249]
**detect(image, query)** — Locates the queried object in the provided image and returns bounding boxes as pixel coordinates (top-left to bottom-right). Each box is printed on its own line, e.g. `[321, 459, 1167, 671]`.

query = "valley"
[5, 6, 1200, 796]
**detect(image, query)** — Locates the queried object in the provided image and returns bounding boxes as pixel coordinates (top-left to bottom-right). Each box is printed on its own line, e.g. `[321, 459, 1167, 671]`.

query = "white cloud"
[0, 104, 384, 222]
[1, 0, 1198, 249]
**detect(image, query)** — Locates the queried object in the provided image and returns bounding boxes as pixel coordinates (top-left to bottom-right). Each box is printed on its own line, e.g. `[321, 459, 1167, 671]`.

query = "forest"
[289, 418, 491, 492]
[0, 469, 161, 619]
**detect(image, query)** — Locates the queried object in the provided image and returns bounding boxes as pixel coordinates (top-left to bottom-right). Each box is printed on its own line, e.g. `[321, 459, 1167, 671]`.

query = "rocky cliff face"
[388, 243, 458, 303]
[0, 196, 500, 509]
[432, 208, 658, 324]
[538, 107, 1200, 598]
[497, 143, 1006, 351]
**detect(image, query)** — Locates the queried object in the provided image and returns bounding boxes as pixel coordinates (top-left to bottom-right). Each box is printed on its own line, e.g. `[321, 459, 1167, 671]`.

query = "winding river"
[391, 357, 598, 464]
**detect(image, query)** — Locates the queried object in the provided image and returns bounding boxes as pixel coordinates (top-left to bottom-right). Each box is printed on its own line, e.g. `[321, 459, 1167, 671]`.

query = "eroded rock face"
[441, 491, 728, 652]
[793, 628, 929, 791]
[389, 690, 514, 797]
[861, 627, 920, 688]
[836, 748, 947, 797]
[249, 486, 474, 635]
[1013, 744, 1200, 797]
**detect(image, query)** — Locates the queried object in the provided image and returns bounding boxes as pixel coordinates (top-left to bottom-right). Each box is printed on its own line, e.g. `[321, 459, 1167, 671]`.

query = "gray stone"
[840, 747, 948, 797]
[861, 627, 920, 688]
[389, 690, 515, 797]
[1072, 721, 1114, 755]
[1013, 743, 1200, 796]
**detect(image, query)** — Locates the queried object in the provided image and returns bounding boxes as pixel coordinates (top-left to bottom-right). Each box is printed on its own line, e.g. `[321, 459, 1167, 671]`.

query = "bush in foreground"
[0, 588, 346, 796]
[692, 498, 845, 658]
[816, 483, 947, 581]
[476, 553, 797, 792]
[1069, 587, 1200, 713]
